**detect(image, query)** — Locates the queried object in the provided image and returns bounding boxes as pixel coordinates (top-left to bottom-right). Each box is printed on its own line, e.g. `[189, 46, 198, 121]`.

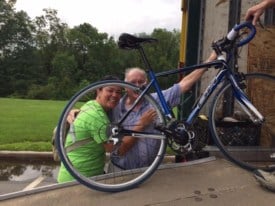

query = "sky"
[15, 0, 182, 39]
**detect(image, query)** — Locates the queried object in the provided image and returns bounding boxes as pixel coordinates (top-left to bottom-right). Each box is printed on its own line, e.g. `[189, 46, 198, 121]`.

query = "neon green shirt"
[57, 100, 109, 183]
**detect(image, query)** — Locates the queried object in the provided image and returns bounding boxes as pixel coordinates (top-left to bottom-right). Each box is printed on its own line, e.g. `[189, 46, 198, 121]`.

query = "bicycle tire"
[56, 80, 167, 192]
[209, 73, 275, 171]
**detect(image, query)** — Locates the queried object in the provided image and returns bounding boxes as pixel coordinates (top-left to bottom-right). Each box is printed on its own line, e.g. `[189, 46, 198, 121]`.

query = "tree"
[51, 51, 77, 99]
[0, 0, 36, 97]
[0, 1, 181, 100]
[33, 8, 69, 76]
[66, 23, 124, 84]
[150, 29, 180, 88]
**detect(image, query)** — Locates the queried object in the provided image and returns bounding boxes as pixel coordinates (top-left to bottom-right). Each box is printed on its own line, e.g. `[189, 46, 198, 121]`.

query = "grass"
[0, 98, 67, 151]
[0, 98, 178, 154]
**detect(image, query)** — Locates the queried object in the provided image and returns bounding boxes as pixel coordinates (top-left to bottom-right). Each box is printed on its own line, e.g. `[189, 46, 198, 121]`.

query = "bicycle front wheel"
[56, 80, 167, 192]
[209, 73, 275, 171]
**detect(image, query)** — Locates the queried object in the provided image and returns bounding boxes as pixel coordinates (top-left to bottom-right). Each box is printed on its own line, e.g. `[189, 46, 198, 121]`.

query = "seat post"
[137, 46, 153, 72]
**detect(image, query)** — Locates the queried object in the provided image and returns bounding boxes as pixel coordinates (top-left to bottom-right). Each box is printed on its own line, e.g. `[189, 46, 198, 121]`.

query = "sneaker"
[254, 169, 275, 192]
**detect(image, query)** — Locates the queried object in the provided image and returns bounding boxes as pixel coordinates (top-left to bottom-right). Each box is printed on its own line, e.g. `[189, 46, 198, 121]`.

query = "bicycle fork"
[229, 74, 265, 125]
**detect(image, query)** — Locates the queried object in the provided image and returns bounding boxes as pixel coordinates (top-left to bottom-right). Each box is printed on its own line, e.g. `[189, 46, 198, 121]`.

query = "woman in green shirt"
[57, 76, 123, 182]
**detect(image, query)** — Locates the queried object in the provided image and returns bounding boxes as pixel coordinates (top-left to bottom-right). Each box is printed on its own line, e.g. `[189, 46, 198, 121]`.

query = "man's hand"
[138, 109, 157, 128]
[118, 109, 157, 156]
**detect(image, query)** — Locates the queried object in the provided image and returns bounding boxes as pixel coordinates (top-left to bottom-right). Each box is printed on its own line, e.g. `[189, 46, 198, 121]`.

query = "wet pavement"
[0, 160, 58, 182]
[0, 151, 59, 195]
[1, 157, 275, 205]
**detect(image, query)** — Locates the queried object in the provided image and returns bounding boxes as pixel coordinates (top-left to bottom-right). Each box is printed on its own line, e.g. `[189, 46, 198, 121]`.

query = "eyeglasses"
[128, 80, 146, 86]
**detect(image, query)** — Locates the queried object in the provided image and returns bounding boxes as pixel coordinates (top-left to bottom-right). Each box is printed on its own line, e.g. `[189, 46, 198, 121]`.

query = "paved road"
[1, 157, 275, 206]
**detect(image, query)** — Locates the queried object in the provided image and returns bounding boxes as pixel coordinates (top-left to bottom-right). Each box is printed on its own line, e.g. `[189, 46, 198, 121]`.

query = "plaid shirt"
[111, 84, 181, 170]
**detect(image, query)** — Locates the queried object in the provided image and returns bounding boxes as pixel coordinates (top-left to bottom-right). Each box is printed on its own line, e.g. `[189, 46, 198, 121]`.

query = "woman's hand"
[67, 109, 80, 124]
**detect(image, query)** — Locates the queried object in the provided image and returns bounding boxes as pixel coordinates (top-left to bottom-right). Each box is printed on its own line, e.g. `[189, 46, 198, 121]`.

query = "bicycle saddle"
[118, 33, 157, 49]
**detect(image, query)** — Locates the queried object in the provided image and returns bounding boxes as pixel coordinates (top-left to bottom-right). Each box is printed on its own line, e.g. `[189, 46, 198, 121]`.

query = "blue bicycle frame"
[118, 21, 263, 130]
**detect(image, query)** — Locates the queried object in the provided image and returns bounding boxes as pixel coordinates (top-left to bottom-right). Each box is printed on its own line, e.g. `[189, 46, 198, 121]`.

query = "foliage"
[0, 1, 181, 99]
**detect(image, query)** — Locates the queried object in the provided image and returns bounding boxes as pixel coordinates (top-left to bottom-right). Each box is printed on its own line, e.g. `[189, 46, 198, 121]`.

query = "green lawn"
[0, 98, 178, 154]
[0, 98, 67, 151]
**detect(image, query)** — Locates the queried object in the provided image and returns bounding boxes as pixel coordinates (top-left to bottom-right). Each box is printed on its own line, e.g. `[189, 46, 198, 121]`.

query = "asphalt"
[1, 155, 275, 206]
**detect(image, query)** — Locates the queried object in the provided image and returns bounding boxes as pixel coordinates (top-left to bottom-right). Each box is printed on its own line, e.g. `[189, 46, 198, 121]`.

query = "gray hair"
[124, 67, 147, 81]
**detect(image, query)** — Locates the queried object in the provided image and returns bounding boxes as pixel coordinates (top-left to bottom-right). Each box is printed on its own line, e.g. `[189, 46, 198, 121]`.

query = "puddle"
[0, 159, 59, 181]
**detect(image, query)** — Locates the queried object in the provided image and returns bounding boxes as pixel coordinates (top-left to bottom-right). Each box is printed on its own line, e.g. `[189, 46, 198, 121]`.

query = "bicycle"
[56, 21, 275, 192]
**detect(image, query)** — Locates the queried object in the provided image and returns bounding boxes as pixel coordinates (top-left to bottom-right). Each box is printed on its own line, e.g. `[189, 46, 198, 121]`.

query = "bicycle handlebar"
[227, 21, 256, 47]
[212, 21, 256, 55]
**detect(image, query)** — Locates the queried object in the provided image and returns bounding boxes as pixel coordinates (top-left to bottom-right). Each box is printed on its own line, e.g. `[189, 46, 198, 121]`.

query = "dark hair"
[100, 75, 120, 81]
[97, 75, 121, 95]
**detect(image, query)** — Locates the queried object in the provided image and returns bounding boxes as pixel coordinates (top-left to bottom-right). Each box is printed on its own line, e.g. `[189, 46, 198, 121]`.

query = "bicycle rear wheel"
[209, 73, 275, 171]
[56, 80, 167, 192]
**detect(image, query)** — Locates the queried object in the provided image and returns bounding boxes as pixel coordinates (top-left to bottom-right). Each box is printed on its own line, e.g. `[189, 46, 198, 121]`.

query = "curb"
[0, 151, 180, 163]
[0, 151, 53, 161]
[0, 151, 212, 163]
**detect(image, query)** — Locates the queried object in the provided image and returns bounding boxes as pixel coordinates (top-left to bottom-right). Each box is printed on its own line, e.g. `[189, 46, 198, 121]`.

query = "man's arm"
[118, 109, 157, 155]
[178, 51, 217, 93]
